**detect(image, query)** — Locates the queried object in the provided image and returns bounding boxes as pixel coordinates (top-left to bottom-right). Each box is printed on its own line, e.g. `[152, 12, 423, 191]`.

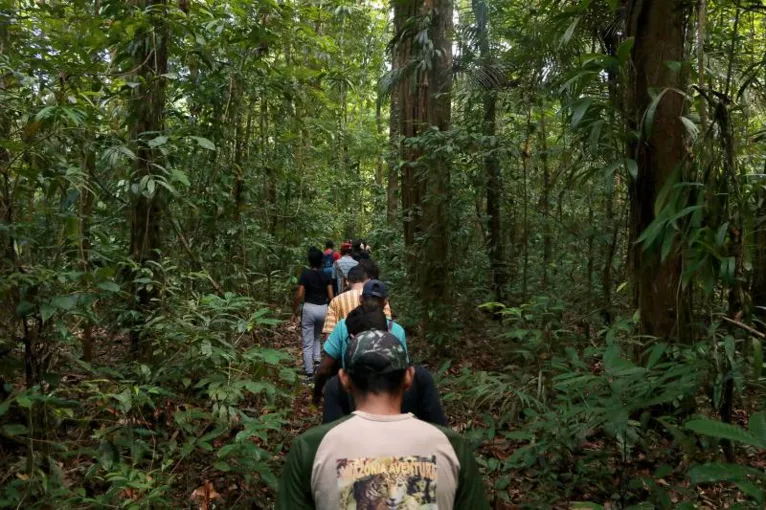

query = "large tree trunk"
[129, 0, 168, 357]
[473, 0, 505, 302]
[395, 0, 453, 339]
[387, 73, 400, 226]
[395, 0, 422, 277]
[626, 0, 688, 340]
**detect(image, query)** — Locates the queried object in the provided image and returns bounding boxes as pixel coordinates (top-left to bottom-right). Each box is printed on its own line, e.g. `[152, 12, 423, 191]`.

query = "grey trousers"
[301, 302, 327, 375]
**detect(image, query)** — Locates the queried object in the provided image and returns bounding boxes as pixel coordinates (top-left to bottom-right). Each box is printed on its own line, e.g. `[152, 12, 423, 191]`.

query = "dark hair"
[361, 296, 386, 312]
[325, 240, 334, 250]
[352, 239, 362, 250]
[347, 266, 366, 284]
[307, 246, 323, 268]
[340, 245, 352, 256]
[349, 369, 406, 395]
[346, 308, 387, 336]
[357, 259, 379, 280]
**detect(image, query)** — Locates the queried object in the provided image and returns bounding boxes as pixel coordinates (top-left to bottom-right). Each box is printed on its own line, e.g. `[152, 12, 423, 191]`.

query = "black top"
[322, 365, 448, 426]
[299, 268, 331, 305]
[352, 250, 370, 261]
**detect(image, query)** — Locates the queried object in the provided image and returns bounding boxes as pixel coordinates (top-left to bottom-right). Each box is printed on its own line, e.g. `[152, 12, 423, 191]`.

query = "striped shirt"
[322, 288, 393, 335]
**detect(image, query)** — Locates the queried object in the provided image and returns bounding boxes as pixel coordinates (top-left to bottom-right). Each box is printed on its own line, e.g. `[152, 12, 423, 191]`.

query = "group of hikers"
[280, 240, 489, 509]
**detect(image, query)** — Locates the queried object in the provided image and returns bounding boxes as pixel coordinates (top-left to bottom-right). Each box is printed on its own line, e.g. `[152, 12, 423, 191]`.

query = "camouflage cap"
[344, 330, 409, 375]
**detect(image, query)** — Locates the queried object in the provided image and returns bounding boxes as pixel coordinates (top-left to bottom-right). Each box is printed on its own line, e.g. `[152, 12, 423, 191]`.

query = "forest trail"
[5, 0, 766, 507]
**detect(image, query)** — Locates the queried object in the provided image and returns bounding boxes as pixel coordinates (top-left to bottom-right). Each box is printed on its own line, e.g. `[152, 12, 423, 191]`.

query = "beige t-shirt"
[277, 411, 489, 510]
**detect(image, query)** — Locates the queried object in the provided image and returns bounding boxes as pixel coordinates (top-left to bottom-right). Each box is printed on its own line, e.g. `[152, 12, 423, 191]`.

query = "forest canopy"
[3, 0, 766, 508]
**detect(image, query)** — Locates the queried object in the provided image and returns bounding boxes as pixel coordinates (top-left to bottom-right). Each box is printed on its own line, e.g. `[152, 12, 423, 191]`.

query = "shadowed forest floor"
[2, 313, 765, 509]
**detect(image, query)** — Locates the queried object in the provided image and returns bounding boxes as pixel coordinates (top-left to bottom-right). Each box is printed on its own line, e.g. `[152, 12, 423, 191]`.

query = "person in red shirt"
[323, 240, 341, 262]
[322, 241, 341, 293]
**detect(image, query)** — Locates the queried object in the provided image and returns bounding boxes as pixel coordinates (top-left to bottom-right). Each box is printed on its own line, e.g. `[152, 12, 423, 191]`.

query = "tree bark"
[420, 0, 453, 338]
[80, 151, 95, 362]
[387, 51, 401, 226]
[394, 0, 453, 339]
[473, 0, 505, 302]
[521, 110, 533, 303]
[129, 0, 168, 357]
[626, 0, 688, 340]
[539, 109, 551, 291]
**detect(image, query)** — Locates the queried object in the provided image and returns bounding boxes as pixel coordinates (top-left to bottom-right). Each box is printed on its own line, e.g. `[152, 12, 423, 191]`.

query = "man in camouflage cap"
[343, 329, 409, 377]
[278, 329, 489, 509]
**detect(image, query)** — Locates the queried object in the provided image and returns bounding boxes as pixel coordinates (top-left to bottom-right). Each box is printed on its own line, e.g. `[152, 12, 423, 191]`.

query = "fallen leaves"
[190, 480, 222, 510]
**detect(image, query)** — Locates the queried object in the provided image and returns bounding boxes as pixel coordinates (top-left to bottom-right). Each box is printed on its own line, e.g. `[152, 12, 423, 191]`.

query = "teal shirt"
[323, 318, 407, 366]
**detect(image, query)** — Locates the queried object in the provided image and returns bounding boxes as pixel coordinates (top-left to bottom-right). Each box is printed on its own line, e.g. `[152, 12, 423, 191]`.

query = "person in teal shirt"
[313, 280, 405, 403]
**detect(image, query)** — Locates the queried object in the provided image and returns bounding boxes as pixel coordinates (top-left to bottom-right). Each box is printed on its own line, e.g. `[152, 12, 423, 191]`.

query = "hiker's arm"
[452, 436, 490, 510]
[322, 375, 348, 423]
[323, 300, 338, 336]
[276, 438, 314, 510]
[293, 285, 305, 315]
[414, 366, 447, 426]
[326, 283, 334, 300]
[313, 355, 339, 405]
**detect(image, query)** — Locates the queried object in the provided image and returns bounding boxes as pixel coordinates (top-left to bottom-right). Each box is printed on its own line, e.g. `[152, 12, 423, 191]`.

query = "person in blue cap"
[313, 280, 447, 426]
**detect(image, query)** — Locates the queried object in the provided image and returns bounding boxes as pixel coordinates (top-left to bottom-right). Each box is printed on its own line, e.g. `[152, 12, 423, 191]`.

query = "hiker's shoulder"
[390, 321, 406, 336]
[429, 424, 475, 452]
[294, 416, 353, 451]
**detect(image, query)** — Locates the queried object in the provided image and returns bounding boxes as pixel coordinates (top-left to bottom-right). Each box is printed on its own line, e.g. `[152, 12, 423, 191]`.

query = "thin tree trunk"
[587, 196, 595, 322]
[80, 151, 95, 362]
[473, 0, 505, 302]
[129, 0, 168, 358]
[540, 109, 551, 291]
[626, 0, 688, 340]
[521, 110, 532, 303]
[697, 0, 707, 129]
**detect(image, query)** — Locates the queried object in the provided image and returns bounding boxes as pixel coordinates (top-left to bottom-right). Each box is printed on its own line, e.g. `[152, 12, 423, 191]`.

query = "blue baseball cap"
[362, 279, 388, 299]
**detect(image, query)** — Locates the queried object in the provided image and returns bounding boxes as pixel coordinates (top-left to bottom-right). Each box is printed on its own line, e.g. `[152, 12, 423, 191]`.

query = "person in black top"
[320, 306, 447, 426]
[295, 247, 334, 380]
[351, 239, 371, 261]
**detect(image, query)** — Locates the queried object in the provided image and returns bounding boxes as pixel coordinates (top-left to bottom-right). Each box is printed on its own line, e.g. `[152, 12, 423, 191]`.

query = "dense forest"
[3, 0, 766, 507]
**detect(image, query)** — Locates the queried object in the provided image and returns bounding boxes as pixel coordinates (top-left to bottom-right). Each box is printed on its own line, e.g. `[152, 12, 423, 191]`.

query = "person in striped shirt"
[322, 266, 392, 337]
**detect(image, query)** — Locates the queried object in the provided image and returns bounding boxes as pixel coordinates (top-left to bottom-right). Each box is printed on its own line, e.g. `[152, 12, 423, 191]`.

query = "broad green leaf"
[1, 424, 29, 436]
[0, 398, 11, 417]
[753, 338, 763, 381]
[571, 98, 592, 129]
[97, 281, 121, 293]
[561, 17, 580, 45]
[688, 462, 766, 484]
[41, 304, 56, 323]
[171, 169, 191, 187]
[51, 295, 78, 311]
[190, 136, 216, 151]
[749, 411, 766, 443]
[645, 342, 667, 369]
[644, 88, 672, 137]
[736, 481, 764, 503]
[148, 135, 168, 148]
[716, 222, 729, 248]
[680, 116, 699, 140]
[686, 419, 766, 449]
[616, 37, 634, 63]
[624, 159, 638, 179]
